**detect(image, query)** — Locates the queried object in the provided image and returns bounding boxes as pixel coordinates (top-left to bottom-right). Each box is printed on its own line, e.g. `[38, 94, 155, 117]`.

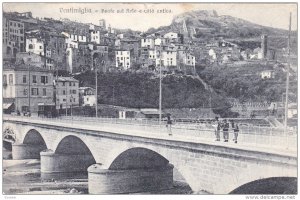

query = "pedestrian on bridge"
[166, 114, 172, 136]
[214, 117, 221, 141]
[223, 119, 229, 142]
[233, 123, 239, 143]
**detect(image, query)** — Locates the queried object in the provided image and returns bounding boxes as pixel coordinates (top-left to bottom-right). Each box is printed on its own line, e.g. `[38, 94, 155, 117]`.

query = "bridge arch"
[23, 129, 48, 149]
[108, 147, 169, 170]
[12, 129, 47, 159]
[215, 163, 298, 194]
[55, 135, 96, 159]
[229, 177, 297, 194]
[41, 135, 96, 178]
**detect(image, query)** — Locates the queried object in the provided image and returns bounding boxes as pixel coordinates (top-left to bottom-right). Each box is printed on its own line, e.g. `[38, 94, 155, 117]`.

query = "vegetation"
[74, 71, 227, 109]
[198, 63, 287, 103]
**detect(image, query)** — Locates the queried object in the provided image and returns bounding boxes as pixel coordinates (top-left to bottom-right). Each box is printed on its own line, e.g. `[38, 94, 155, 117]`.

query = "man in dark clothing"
[167, 114, 172, 136]
[223, 119, 229, 142]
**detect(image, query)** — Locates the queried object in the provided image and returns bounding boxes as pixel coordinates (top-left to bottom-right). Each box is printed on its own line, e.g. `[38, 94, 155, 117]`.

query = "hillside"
[74, 71, 229, 110]
[147, 10, 289, 39]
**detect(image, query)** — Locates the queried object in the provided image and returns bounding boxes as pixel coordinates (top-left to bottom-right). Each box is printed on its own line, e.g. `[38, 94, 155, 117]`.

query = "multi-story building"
[178, 51, 196, 67]
[3, 15, 25, 59]
[3, 65, 54, 114]
[79, 87, 96, 106]
[26, 36, 44, 56]
[54, 77, 79, 110]
[91, 30, 101, 44]
[141, 36, 155, 49]
[161, 50, 177, 67]
[115, 50, 131, 69]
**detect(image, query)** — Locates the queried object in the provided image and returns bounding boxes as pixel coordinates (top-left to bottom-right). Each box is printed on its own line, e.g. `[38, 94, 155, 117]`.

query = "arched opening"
[6, 46, 11, 55]
[109, 147, 169, 170]
[23, 129, 47, 149]
[55, 135, 95, 157]
[229, 177, 297, 194]
[12, 129, 48, 159]
[43, 135, 96, 179]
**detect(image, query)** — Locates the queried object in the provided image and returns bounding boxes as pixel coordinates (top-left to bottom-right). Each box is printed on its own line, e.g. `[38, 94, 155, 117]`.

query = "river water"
[3, 148, 197, 195]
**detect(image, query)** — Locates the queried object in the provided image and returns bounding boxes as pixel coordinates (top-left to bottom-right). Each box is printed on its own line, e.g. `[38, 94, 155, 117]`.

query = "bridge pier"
[12, 143, 45, 160]
[88, 163, 174, 194]
[40, 150, 95, 179]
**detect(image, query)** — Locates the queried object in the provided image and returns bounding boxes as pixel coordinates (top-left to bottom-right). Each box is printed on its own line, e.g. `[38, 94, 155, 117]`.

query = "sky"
[3, 3, 298, 32]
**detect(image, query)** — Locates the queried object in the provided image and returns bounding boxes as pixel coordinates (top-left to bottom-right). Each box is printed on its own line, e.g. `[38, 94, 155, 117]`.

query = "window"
[69, 82, 71, 86]
[23, 75, 26, 83]
[62, 82, 65, 86]
[73, 82, 75, 86]
[63, 99, 66, 102]
[43, 88, 46, 96]
[39, 45, 43, 49]
[9, 74, 13, 85]
[32, 75, 37, 83]
[41, 76, 48, 84]
[23, 89, 28, 95]
[73, 90, 76, 94]
[3, 75, 7, 85]
[63, 90, 66, 95]
[28, 44, 33, 49]
[31, 88, 39, 95]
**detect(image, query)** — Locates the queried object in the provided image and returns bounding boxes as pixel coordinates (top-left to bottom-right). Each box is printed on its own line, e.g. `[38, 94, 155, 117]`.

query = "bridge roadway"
[3, 115, 297, 194]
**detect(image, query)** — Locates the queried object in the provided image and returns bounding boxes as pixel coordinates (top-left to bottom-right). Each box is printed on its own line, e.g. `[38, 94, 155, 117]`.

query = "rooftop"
[56, 76, 79, 82]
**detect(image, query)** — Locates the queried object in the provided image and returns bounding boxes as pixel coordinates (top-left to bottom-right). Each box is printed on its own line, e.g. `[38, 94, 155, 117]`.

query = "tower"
[261, 34, 268, 59]
[99, 19, 106, 30]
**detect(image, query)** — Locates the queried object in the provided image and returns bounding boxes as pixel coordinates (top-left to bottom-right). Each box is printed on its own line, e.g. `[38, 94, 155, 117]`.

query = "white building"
[141, 36, 155, 49]
[260, 70, 274, 79]
[79, 87, 96, 107]
[164, 32, 179, 43]
[115, 50, 131, 69]
[161, 50, 177, 67]
[55, 77, 79, 110]
[91, 30, 101, 44]
[26, 37, 44, 56]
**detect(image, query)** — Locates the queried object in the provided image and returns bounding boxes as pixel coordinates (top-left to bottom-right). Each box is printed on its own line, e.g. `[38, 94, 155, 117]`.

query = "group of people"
[214, 117, 239, 143]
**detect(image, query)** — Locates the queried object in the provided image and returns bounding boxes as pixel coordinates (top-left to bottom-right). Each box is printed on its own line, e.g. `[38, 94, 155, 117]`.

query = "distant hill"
[146, 10, 289, 38]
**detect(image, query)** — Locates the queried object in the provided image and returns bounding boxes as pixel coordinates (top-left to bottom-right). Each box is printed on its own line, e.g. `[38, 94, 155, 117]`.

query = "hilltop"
[146, 10, 289, 39]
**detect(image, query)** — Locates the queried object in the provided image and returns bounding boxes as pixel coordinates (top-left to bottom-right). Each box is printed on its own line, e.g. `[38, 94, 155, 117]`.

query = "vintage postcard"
[2, 2, 298, 198]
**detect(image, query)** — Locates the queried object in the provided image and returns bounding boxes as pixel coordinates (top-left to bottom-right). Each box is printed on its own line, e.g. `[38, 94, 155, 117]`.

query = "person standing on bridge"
[214, 117, 221, 141]
[233, 122, 239, 143]
[223, 119, 229, 142]
[166, 114, 172, 136]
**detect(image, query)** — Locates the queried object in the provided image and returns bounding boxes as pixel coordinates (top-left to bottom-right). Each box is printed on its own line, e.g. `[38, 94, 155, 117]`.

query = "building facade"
[79, 87, 96, 106]
[26, 37, 44, 56]
[3, 15, 25, 59]
[3, 65, 54, 113]
[115, 50, 131, 69]
[54, 77, 79, 110]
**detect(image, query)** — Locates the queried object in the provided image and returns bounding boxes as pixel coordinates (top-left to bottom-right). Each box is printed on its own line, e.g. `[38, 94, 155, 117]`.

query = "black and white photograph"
[1, 2, 298, 198]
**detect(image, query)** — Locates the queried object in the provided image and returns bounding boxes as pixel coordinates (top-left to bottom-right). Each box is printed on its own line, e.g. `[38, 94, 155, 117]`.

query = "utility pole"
[28, 64, 31, 114]
[65, 81, 68, 117]
[95, 58, 98, 118]
[284, 13, 292, 136]
[159, 39, 162, 125]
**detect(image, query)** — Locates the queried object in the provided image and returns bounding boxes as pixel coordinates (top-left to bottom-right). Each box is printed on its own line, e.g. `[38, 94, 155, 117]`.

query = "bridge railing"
[3, 115, 297, 150]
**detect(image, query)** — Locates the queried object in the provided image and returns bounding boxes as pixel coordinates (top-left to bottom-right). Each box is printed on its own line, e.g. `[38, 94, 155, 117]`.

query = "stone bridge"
[3, 116, 297, 194]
